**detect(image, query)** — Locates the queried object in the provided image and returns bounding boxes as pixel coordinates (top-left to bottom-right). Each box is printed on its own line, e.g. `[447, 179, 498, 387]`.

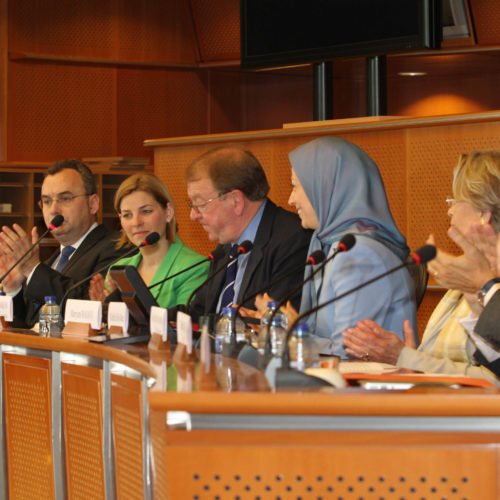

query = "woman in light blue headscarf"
[288, 136, 417, 357]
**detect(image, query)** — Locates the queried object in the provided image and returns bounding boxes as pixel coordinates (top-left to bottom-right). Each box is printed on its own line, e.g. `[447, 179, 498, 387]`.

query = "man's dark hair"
[185, 147, 270, 201]
[47, 159, 97, 195]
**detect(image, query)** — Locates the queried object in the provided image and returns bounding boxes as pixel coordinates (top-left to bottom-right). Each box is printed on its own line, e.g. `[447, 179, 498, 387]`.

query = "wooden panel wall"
[4, 0, 204, 162]
[0, 0, 7, 159]
[190, 0, 240, 62]
[8, 0, 197, 63]
[3, 0, 500, 164]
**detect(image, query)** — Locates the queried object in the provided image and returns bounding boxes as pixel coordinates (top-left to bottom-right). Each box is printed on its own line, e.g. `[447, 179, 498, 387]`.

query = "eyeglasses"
[186, 192, 228, 213]
[38, 194, 89, 209]
[446, 197, 457, 208]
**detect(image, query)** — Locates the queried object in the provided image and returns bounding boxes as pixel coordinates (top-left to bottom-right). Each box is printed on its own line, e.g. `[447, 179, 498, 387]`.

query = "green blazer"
[107, 237, 209, 309]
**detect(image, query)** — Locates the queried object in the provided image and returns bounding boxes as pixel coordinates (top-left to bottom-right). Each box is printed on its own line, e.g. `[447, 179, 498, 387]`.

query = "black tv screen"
[241, 0, 442, 69]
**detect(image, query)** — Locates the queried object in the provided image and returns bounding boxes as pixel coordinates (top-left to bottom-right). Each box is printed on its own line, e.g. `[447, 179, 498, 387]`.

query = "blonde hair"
[453, 151, 500, 233]
[114, 174, 176, 247]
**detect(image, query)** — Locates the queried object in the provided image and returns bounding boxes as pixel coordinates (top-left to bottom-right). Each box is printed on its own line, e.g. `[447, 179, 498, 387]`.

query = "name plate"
[65, 299, 102, 330]
[107, 302, 129, 333]
[200, 323, 211, 367]
[150, 306, 168, 341]
[0, 295, 13, 322]
[176, 311, 193, 354]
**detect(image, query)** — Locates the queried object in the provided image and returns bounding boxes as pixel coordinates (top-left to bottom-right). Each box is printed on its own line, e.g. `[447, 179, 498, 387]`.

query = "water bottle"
[214, 307, 245, 354]
[39, 296, 61, 337]
[288, 322, 319, 371]
[258, 301, 288, 357]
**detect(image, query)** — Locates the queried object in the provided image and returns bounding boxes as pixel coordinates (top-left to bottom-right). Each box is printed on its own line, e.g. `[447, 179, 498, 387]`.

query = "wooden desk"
[149, 388, 500, 499]
[0, 331, 268, 500]
[2, 329, 500, 499]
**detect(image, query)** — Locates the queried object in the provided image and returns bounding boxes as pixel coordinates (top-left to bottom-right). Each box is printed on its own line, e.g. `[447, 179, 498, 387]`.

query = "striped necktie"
[219, 244, 239, 310]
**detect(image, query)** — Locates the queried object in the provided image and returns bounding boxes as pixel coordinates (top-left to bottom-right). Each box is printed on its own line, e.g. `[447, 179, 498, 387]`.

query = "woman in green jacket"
[89, 173, 208, 308]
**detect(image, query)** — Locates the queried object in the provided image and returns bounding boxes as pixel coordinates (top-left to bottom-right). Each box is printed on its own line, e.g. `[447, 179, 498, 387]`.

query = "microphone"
[148, 246, 225, 291]
[185, 240, 253, 313]
[409, 244, 436, 265]
[58, 231, 160, 314]
[224, 249, 326, 360]
[276, 244, 437, 387]
[263, 233, 356, 359]
[0, 214, 64, 285]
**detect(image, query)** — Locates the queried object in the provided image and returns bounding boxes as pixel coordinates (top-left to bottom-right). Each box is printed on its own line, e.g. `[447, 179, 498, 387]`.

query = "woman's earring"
[480, 216, 485, 225]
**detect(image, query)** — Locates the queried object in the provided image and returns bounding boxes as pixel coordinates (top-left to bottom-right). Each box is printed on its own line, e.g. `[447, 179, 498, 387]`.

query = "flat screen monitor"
[109, 265, 158, 327]
[89, 265, 159, 344]
[241, 0, 442, 70]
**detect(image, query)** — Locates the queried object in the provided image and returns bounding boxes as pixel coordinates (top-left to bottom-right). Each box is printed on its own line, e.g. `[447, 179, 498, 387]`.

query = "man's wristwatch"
[477, 277, 500, 307]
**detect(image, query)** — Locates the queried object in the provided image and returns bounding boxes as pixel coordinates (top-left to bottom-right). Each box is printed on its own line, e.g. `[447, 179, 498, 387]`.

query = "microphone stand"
[276, 245, 436, 387]
[148, 246, 224, 293]
[263, 241, 355, 361]
[148, 257, 211, 291]
[185, 255, 236, 313]
[260, 234, 357, 365]
[224, 250, 325, 360]
[185, 241, 253, 314]
[58, 232, 160, 324]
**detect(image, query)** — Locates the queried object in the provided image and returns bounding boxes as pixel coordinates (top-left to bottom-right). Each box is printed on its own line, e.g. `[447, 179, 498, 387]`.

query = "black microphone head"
[411, 244, 437, 265]
[142, 232, 160, 246]
[49, 214, 64, 229]
[237, 240, 253, 255]
[338, 233, 356, 252]
[307, 250, 325, 266]
[209, 246, 226, 262]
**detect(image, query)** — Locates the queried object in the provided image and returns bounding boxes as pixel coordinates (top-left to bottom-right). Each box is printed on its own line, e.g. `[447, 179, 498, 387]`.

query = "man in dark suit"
[0, 159, 126, 327]
[185, 147, 311, 320]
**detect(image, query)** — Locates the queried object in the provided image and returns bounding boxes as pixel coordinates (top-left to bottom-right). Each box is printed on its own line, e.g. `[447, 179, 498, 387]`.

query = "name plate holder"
[107, 301, 129, 335]
[173, 311, 197, 363]
[63, 299, 101, 337]
[148, 306, 170, 351]
[195, 323, 217, 390]
[0, 295, 13, 331]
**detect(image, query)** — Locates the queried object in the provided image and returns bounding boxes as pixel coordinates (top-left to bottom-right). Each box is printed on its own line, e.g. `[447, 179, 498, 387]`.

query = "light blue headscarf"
[289, 136, 409, 313]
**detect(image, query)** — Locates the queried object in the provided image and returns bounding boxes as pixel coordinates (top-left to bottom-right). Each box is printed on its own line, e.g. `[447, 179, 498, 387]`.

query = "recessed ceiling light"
[398, 71, 427, 76]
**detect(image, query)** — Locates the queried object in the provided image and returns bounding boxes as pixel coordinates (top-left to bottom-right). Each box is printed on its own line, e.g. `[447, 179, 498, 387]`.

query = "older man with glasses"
[185, 146, 311, 320]
[0, 159, 126, 327]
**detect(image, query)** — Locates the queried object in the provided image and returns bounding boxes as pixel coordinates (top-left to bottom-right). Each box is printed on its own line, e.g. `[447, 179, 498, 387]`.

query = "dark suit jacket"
[190, 199, 312, 320]
[13, 224, 127, 327]
[474, 289, 500, 377]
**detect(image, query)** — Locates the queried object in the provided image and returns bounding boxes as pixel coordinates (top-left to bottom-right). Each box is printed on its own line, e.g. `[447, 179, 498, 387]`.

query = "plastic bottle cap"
[267, 301, 279, 308]
[293, 322, 310, 336]
[44, 296, 57, 302]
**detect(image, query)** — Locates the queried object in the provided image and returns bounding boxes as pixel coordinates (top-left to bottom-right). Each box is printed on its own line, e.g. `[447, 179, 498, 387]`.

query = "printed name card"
[65, 299, 102, 330]
[0, 295, 13, 322]
[150, 306, 168, 341]
[176, 311, 193, 354]
[107, 302, 129, 334]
